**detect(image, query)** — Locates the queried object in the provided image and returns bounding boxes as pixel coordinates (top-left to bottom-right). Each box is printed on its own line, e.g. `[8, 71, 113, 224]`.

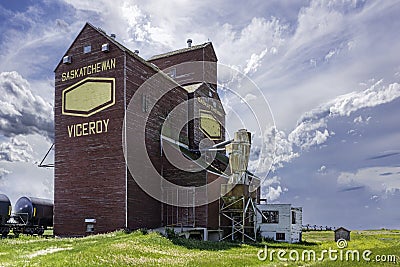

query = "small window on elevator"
[168, 68, 176, 78]
[142, 94, 149, 113]
[84, 45, 92, 54]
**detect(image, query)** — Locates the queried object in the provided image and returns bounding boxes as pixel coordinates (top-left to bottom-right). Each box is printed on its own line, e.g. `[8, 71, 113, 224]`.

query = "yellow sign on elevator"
[62, 77, 115, 117]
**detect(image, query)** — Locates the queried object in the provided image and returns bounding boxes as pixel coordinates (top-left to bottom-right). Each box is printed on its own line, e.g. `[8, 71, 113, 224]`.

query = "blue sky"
[0, 0, 399, 229]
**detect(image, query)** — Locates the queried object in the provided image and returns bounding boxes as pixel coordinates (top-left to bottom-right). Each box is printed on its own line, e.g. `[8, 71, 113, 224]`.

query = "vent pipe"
[187, 39, 192, 48]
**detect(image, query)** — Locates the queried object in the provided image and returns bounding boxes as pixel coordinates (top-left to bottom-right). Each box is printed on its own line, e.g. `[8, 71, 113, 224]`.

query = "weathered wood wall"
[54, 24, 127, 236]
[54, 24, 227, 236]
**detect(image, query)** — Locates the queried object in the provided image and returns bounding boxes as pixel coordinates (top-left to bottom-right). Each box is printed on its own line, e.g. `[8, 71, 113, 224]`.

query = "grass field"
[0, 229, 399, 266]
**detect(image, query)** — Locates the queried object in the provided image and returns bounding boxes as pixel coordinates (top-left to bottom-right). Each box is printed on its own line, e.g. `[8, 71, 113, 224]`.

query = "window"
[276, 233, 285, 241]
[86, 224, 94, 233]
[262, 210, 279, 223]
[84, 45, 91, 54]
[101, 43, 110, 52]
[168, 68, 176, 78]
[85, 218, 96, 233]
[292, 211, 296, 224]
[142, 94, 149, 112]
[63, 55, 72, 64]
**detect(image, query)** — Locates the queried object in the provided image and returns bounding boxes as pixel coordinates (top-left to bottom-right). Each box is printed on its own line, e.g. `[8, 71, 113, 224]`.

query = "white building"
[256, 204, 302, 243]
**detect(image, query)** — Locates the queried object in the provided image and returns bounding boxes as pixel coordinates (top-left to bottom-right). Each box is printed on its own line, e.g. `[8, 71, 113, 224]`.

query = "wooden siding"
[148, 44, 217, 87]
[54, 24, 127, 236]
[290, 207, 303, 243]
[257, 204, 303, 243]
[54, 23, 226, 236]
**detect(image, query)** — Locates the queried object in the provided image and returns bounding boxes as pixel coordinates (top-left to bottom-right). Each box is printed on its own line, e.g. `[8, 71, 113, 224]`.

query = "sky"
[0, 0, 399, 230]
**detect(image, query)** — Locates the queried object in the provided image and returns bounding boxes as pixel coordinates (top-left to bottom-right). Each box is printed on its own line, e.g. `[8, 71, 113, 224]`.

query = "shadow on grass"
[167, 237, 318, 251]
[170, 237, 242, 251]
[261, 240, 318, 250]
[126, 229, 318, 251]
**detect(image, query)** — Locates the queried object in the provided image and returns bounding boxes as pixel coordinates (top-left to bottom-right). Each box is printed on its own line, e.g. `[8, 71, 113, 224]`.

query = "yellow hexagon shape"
[62, 77, 115, 117]
[200, 110, 221, 140]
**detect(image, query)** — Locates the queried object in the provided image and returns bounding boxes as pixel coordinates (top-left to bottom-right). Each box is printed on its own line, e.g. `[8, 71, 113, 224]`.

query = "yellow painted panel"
[33, 207, 37, 217]
[62, 77, 115, 117]
[8, 205, 11, 216]
[65, 82, 112, 112]
[200, 111, 221, 138]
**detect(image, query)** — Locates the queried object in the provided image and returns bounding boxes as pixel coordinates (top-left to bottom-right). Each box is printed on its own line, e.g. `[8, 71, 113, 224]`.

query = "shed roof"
[334, 227, 351, 232]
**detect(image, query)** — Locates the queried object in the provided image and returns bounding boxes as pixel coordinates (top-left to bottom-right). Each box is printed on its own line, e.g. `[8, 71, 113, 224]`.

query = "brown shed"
[334, 227, 351, 241]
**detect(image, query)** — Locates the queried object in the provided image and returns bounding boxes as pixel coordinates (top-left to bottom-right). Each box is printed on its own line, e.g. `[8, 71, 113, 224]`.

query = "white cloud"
[288, 118, 327, 149]
[0, 71, 53, 139]
[314, 129, 330, 145]
[0, 133, 53, 201]
[338, 166, 400, 194]
[353, 115, 363, 123]
[249, 126, 299, 174]
[0, 11, 79, 86]
[0, 161, 53, 203]
[328, 80, 400, 117]
[259, 176, 283, 202]
[261, 175, 281, 187]
[288, 80, 400, 150]
[294, 1, 345, 43]
[0, 168, 11, 179]
[244, 47, 269, 75]
[265, 185, 283, 202]
[325, 49, 338, 61]
[318, 165, 327, 174]
[250, 78, 400, 178]
[69, 0, 400, 209]
[249, 77, 400, 182]
[242, 93, 257, 103]
[55, 19, 71, 32]
[63, 0, 212, 53]
[213, 16, 288, 74]
[0, 0, 398, 226]
[0, 136, 33, 162]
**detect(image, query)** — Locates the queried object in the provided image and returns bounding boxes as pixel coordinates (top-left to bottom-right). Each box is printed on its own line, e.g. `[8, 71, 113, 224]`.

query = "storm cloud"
[0, 71, 53, 140]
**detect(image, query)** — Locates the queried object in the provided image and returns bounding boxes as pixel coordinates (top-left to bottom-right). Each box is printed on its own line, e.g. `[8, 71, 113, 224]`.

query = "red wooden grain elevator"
[54, 23, 228, 237]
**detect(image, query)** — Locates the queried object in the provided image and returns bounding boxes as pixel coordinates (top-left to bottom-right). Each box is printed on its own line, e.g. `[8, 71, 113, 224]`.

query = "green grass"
[0, 230, 399, 266]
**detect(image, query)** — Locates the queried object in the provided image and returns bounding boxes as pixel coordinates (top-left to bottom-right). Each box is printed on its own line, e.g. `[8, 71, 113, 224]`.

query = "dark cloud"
[368, 151, 400, 160]
[0, 71, 53, 140]
[338, 186, 365, 192]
